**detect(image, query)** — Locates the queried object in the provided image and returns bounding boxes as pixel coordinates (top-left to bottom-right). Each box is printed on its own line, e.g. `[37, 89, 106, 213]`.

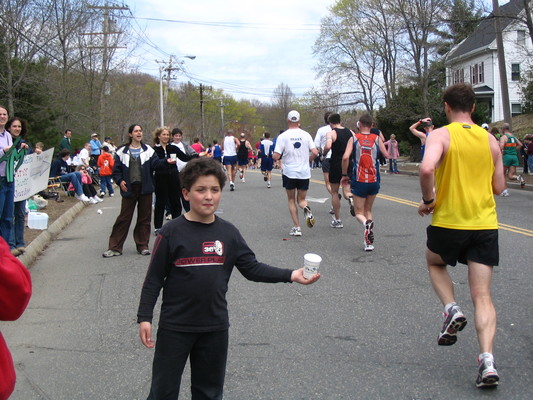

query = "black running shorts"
[426, 225, 499, 267]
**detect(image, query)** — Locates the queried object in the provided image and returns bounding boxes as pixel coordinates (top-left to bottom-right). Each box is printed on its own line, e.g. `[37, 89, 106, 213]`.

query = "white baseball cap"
[287, 110, 300, 122]
[481, 123, 489, 130]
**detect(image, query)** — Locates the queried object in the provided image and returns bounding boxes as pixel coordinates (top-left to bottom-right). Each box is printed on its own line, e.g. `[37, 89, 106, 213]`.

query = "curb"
[19, 201, 87, 268]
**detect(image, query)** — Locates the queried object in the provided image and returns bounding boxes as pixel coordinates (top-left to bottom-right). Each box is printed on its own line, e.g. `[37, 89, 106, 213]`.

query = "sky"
[124, 0, 337, 102]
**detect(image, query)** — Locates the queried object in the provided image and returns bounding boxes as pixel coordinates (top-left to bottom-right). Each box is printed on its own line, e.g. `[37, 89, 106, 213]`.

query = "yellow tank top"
[432, 122, 498, 230]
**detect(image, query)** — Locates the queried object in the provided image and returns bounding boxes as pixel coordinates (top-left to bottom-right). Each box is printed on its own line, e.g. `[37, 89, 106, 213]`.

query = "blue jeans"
[389, 159, 398, 173]
[59, 172, 83, 196]
[99, 175, 114, 195]
[528, 155, 533, 174]
[9, 200, 26, 249]
[0, 177, 15, 243]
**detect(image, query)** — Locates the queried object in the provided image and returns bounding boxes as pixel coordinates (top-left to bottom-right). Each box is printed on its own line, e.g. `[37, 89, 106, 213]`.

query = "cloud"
[127, 0, 334, 101]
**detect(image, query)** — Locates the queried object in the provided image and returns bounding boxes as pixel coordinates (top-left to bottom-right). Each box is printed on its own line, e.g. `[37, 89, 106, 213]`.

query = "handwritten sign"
[14, 148, 53, 202]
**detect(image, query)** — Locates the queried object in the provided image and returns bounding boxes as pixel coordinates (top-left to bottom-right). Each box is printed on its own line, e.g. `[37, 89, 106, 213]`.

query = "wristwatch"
[422, 198, 434, 205]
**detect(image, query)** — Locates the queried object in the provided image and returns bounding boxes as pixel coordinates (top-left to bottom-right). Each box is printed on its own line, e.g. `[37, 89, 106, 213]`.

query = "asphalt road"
[4, 167, 532, 399]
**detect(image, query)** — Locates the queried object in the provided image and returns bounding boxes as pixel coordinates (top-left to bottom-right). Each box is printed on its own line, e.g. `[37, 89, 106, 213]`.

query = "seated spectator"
[77, 143, 91, 167]
[71, 166, 103, 204]
[49, 149, 90, 202]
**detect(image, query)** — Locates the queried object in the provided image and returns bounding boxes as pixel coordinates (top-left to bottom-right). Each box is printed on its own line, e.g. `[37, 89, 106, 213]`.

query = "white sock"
[444, 302, 457, 313]
[479, 352, 493, 363]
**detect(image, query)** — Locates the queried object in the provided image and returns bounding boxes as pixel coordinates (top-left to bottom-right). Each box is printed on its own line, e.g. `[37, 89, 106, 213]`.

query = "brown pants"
[108, 184, 152, 253]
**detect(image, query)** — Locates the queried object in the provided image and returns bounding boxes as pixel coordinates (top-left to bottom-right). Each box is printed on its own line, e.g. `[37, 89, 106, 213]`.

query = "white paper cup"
[303, 253, 321, 279]
[170, 154, 177, 160]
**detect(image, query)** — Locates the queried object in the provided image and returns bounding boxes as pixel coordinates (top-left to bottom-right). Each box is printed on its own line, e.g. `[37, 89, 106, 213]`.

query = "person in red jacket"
[97, 145, 115, 197]
[0, 236, 32, 400]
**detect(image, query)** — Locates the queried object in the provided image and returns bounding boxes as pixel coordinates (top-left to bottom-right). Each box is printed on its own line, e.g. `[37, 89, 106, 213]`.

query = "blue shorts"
[261, 157, 273, 171]
[282, 175, 310, 191]
[223, 155, 237, 166]
[351, 181, 380, 198]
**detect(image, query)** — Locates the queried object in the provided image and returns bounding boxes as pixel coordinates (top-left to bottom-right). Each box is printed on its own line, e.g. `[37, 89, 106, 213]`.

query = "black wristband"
[423, 198, 434, 205]
[342, 174, 348, 177]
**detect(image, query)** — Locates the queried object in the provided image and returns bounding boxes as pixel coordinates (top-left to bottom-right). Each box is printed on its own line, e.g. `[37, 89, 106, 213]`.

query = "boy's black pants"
[147, 328, 228, 400]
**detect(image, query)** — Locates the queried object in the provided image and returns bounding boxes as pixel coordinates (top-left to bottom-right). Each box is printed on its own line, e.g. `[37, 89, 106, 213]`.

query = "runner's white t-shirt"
[314, 124, 332, 158]
[274, 128, 316, 179]
[223, 135, 237, 157]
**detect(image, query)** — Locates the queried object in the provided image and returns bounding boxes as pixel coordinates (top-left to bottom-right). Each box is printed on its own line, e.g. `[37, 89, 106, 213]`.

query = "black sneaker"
[348, 196, 355, 217]
[438, 305, 467, 346]
[517, 174, 525, 188]
[476, 357, 499, 388]
[364, 220, 374, 244]
[303, 206, 315, 228]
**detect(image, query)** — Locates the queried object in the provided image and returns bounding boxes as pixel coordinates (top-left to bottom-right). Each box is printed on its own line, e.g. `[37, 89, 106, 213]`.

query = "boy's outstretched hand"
[139, 321, 155, 348]
[291, 268, 321, 284]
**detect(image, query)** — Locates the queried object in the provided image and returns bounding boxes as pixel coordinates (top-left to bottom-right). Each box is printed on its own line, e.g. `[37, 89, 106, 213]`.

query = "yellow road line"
[258, 170, 533, 237]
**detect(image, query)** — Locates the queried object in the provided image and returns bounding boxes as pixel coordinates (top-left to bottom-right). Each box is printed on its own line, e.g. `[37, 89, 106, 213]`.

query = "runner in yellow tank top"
[431, 122, 497, 230]
[417, 83, 505, 389]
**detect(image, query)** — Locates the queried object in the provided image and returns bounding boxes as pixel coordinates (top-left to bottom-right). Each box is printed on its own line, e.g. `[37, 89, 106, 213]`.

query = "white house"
[446, 0, 533, 123]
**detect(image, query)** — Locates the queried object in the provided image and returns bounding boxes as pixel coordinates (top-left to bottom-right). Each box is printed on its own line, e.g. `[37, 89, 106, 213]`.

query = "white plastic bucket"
[28, 212, 49, 230]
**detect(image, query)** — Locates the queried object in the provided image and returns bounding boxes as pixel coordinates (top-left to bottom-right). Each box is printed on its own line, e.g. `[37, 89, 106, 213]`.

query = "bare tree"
[0, 0, 55, 115]
[272, 83, 295, 125]
[389, 0, 451, 114]
[313, 0, 403, 112]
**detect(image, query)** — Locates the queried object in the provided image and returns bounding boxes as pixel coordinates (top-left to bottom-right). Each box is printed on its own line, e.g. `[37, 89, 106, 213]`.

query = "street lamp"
[158, 55, 196, 126]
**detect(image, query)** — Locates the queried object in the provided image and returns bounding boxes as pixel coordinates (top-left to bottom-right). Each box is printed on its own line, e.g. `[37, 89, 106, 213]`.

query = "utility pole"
[156, 55, 196, 127]
[200, 84, 205, 142]
[218, 100, 226, 139]
[492, 0, 512, 128]
[86, 3, 128, 135]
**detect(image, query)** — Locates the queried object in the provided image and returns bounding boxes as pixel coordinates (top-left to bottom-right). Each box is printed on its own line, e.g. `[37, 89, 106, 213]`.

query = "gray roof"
[448, 0, 526, 60]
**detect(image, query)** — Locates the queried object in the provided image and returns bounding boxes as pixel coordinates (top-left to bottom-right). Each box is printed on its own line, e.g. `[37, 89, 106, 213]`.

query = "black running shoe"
[438, 305, 467, 346]
[476, 357, 499, 388]
[348, 196, 355, 217]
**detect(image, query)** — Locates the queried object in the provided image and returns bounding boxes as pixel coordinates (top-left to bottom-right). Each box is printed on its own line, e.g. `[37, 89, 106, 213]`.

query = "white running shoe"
[364, 241, 374, 251]
[500, 189, 509, 197]
[289, 227, 302, 236]
[76, 194, 90, 202]
[330, 219, 343, 228]
[89, 197, 98, 204]
[93, 196, 103, 203]
[476, 356, 499, 388]
[303, 206, 315, 228]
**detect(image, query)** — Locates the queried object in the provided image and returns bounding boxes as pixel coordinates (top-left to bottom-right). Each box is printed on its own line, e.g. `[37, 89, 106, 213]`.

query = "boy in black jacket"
[137, 157, 320, 400]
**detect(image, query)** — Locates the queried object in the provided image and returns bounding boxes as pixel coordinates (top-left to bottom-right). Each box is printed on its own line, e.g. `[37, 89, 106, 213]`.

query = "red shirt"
[0, 237, 32, 400]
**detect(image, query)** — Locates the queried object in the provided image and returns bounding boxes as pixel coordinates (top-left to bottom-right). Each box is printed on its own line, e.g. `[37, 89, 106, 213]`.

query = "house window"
[470, 63, 484, 84]
[511, 63, 520, 81]
[517, 30, 526, 45]
[511, 103, 522, 116]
